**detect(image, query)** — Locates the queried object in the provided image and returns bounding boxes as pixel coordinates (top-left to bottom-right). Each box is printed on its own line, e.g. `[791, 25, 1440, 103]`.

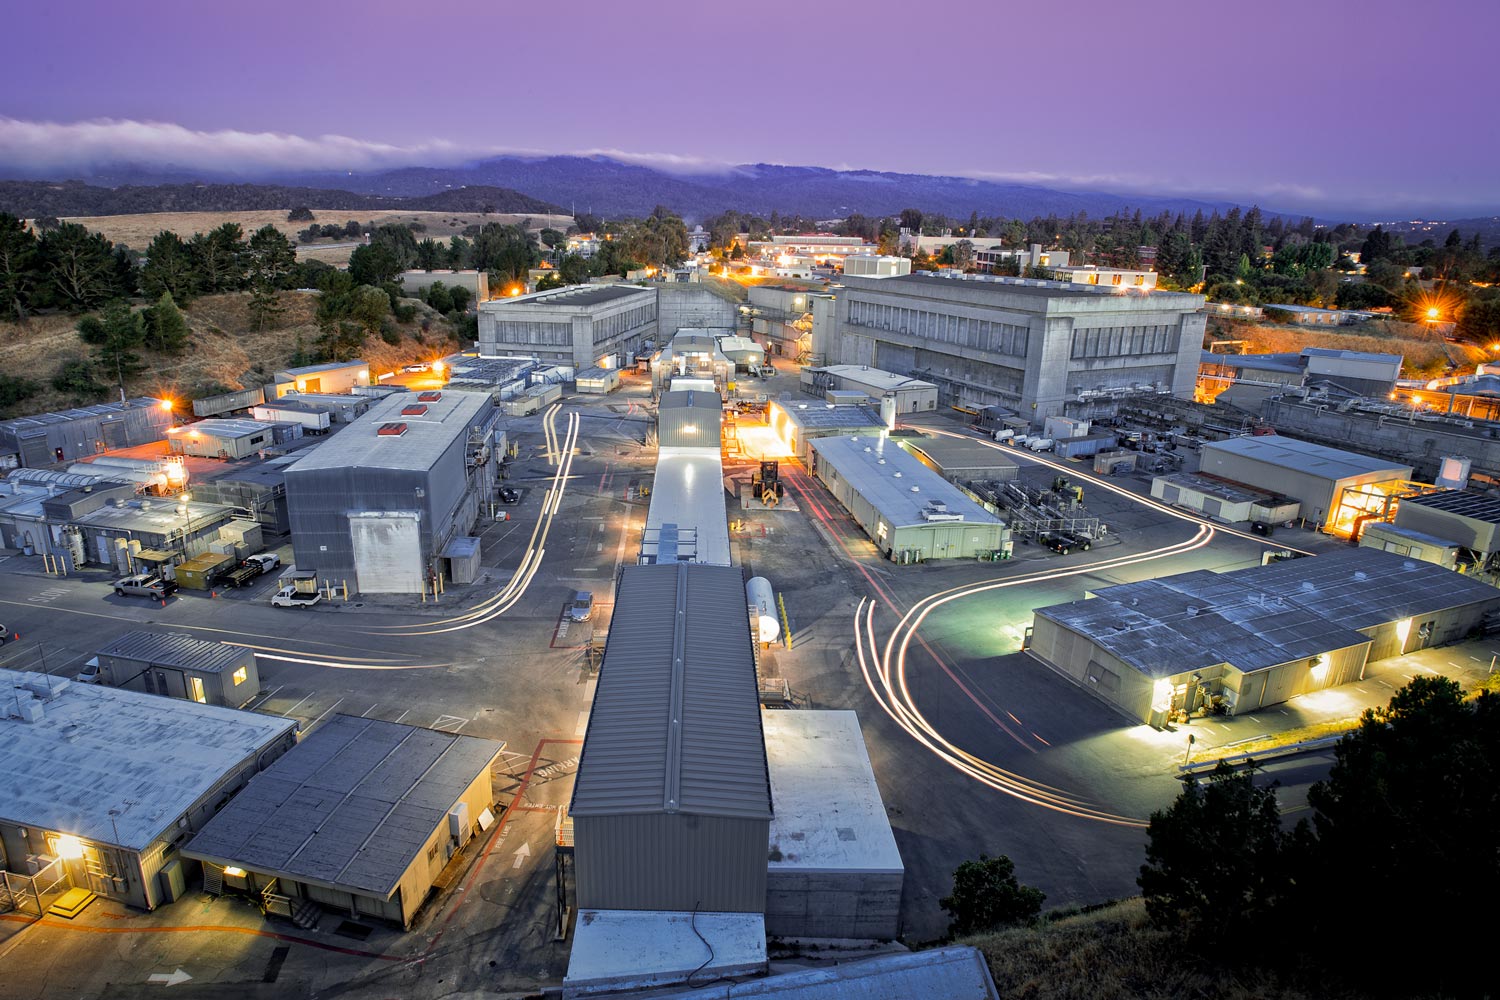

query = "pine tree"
[144, 292, 190, 353]
[248, 284, 286, 332]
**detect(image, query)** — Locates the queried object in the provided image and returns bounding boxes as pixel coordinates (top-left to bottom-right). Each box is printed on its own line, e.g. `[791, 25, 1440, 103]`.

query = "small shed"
[894, 434, 1019, 483]
[575, 366, 621, 394]
[95, 631, 260, 708]
[442, 536, 482, 584]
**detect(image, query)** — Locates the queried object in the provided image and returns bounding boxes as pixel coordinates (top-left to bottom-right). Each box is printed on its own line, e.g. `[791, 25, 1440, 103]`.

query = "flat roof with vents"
[810, 435, 1001, 529]
[0, 669, 295, 851]
[1401, 488, 1500, 525]
[377, 422, 408, 436]
[286, 389, 495, 474]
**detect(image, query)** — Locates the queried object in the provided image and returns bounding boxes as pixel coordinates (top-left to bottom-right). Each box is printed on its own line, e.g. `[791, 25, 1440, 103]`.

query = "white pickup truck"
[271, 585, 321, 609]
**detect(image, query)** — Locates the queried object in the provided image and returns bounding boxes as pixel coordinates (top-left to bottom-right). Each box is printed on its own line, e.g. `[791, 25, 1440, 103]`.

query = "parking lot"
[2, 371, 1493, 995]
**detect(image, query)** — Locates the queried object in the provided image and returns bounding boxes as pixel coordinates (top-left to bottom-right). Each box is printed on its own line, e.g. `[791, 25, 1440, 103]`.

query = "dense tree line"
[1140, 677, 1498, 996]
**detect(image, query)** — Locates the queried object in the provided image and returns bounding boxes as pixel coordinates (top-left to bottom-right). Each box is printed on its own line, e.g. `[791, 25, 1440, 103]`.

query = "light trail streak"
[819, 419, 1309, 824]
[369, 409, 581, 635]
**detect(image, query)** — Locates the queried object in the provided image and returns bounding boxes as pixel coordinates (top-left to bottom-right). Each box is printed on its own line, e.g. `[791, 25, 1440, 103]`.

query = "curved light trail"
[825, 422, 1320, 823]
[368, 404, 581, 636]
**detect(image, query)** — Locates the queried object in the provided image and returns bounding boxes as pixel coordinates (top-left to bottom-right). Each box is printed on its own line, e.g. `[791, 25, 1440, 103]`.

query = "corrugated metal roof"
[570, 564, 770, 820]
[183, 715, 503, 897]
[642, 449, 733, 567]
[96, 630, 249, 674]
[284, 389, 494, 474]
[777, 402, 885, 431]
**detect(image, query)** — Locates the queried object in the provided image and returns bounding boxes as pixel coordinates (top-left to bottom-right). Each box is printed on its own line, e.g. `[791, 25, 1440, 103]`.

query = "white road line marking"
[575, 710, 589, 736]
[360, 703, 379, 717]
[281, 693, 313, 717]
[308, 697, 345, 729]
[392, 709, 410, 723]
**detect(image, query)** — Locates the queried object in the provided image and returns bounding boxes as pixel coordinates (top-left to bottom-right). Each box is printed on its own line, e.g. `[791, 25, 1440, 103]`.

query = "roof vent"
[377, 422, 409, 437]
[910, 486, 920, 493]
[1186, 605, 1199, 617]
[402, 404, 429, 416]
[1300, 581, 1316, 593]
[1403, 560, 1416, 570]
[1353, 570, 1368, 582]
[419, 391, 442, 402]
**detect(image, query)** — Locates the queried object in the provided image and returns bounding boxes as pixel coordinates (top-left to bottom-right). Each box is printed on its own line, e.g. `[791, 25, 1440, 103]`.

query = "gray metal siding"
[574, 813, 768, 912]
[571, 564, 770, 820]
[657, 392, 722, 449]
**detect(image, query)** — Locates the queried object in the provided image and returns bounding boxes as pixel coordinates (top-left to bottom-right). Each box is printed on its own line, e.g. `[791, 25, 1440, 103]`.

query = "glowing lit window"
[232, 666, 248, 686]
[189, 676, 206, 704]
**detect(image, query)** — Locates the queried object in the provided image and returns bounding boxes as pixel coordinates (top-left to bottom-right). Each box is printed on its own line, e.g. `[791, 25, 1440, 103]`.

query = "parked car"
[246, 552, 281, 573]
[568, 590, 594, 622]
[1040, 532, 1074, 555]
[1058, 530, 1092, 551]
[403, 363, 430, 373]
[499, 486, 521, 504]
[74, 657, 100, 683]
[271, 585, 321, 609]
[113, 573, 178, 599]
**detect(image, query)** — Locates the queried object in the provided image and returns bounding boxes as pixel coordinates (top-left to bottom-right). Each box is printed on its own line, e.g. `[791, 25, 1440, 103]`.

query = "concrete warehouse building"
[570, 562, 771, 914]
[284, 389, 503, 594]
[1197, 436, 1412, 534]
[271, 361, 371, 398]
[809, 435, 1007, 562]
[0, 669, 296, 911]
[830, 272, 1207, 426]
[478, 284, 659, 369]
[94, 631, 261, 709]
[762, 711, 904, 940]
[1029, 549, 1500, 725]
[184, 715, 504, 928]
[801, 365, 938, 415]
[766, 400, 886, 463]
[0, 398, 175, 469]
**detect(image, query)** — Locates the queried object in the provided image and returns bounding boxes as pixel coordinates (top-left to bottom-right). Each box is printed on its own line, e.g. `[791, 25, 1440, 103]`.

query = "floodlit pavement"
[1, 375, 1494, 990]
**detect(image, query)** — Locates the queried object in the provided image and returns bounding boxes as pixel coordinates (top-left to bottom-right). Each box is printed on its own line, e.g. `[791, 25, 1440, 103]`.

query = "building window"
[189, 676, 206, 704]
[232, 666, 248, 686]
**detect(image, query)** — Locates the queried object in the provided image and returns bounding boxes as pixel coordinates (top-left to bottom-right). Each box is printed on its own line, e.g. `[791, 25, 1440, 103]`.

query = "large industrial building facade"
[477, 285, 658, 369]
[1030, 549, 1500, 725]
[830, 273, 1206, 427]
[284, 389, 502, 594]
[570, 562, 771, 914]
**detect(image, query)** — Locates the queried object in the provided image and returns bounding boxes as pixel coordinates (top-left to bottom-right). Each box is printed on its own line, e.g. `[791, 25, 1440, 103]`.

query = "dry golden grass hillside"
[58, 209, 574, 252]
[0, 291, 455, 416]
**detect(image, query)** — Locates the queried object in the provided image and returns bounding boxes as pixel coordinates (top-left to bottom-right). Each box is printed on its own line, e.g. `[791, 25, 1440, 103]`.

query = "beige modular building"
[1030, 549, 1500, 725]
[184, 715, 504, 928]
[0, 670, 296, 912]
[271, 361, 371, 399]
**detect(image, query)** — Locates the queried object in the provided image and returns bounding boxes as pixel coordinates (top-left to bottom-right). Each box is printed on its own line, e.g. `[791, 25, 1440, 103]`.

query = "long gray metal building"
[284, 389, 502, 594]
[0, 398, 174, 468]
[570, 562, 771, 914]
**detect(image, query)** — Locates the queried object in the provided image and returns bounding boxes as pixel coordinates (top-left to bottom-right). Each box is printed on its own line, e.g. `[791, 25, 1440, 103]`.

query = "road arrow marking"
[147, 969, 192, 987]
[512, 842, 532, 869]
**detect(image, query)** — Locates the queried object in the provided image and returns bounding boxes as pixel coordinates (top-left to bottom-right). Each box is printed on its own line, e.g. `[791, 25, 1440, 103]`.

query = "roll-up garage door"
[349, 512, 423, 593]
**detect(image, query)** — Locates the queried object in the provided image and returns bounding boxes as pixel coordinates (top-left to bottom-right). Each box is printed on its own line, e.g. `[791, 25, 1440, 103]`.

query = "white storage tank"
[746, 576, 781, 644]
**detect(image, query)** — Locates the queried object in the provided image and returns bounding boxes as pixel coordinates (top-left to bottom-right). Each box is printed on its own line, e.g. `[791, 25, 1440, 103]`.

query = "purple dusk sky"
[2, 0, 1497, 215]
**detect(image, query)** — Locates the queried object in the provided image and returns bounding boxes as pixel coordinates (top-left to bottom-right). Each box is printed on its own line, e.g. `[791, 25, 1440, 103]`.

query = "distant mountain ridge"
[0, 180, 565, 219]
[283, 155, 1246, 221]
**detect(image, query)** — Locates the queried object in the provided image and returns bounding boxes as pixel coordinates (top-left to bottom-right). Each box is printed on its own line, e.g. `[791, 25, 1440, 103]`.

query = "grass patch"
[960, 898, 1405, 1000]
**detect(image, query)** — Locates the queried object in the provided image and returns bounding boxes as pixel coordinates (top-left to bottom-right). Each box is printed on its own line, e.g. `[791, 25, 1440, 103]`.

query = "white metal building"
[643, 391, 730, 566]
[766, 400, 886, 463]
[271, 361, 371, 398]
[0, 670, 296, 912]
[94, 631, 261, 709]
[801, 366, 939, 416]
[809, 435, 1007, 562]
